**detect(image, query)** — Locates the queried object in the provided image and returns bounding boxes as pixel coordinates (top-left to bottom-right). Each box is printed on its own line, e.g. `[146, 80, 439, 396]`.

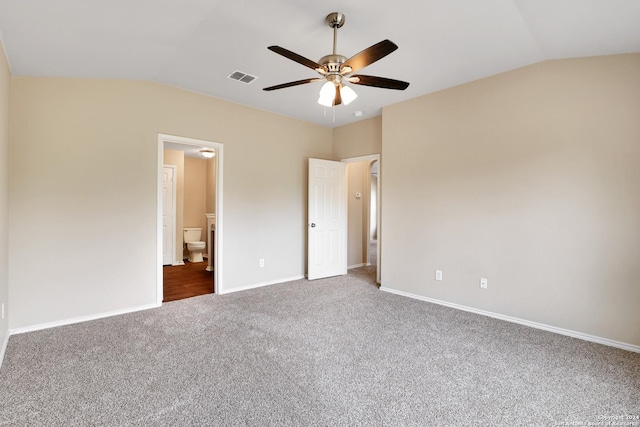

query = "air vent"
[227, 70, 258, 84]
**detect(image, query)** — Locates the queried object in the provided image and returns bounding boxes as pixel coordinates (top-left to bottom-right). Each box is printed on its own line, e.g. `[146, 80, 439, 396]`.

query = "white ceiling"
[0, 0, 638, 128]
[164, 142, 216, 159]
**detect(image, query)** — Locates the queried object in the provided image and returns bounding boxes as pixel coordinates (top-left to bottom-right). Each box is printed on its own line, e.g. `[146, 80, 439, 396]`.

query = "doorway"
[368, 160, 379, 269]
[157, 134, 224, 304]
[342, 154, 381, 283]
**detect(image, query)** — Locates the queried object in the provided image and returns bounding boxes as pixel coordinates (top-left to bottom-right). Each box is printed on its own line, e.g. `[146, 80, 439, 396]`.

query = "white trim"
[380, 287, 640, 354]
[9, 302, 161, 336]
[348, 263, 366, 269]
[157, 140, 163, 304]
[171, 261, 185, 266]
[158, 134, 224, 301]
[341, 154, 381, 283]
[219, 276, 305, 295]
[0, 332, 9, 370]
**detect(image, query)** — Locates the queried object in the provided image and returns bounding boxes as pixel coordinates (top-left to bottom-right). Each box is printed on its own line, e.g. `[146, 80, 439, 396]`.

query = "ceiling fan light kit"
[318, 81, 337, 107]
[339, 85, 358, 105]
[318, 82, 357, 107]
[264, 12, 409, 109]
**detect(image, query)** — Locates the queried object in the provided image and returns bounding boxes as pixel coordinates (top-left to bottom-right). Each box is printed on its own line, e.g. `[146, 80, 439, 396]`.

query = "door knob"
[310, 223, 316, 228]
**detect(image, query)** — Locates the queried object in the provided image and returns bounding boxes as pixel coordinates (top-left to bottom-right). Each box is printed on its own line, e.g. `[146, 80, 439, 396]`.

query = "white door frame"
[341, 154, 381, 284]
[157, 134, 224, 304]
[162, 164, 179, 266]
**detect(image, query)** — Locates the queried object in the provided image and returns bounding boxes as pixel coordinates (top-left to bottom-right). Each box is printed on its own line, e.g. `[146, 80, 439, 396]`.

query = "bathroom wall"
[163, 152, 215, 261]
[183, 156, 208, 258]
[163, 149, 185, 264]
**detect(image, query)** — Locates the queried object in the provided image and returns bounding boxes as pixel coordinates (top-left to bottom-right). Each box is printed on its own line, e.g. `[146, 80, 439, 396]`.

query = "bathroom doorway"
[157, 134, 224, 304]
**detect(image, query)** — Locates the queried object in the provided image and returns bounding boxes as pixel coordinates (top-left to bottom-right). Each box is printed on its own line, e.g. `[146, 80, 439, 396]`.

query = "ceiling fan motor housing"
[319, 54, 346, 74]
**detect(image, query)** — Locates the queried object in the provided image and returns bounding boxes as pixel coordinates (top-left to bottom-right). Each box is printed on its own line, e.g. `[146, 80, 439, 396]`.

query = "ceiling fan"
[263, 12, 410, 107]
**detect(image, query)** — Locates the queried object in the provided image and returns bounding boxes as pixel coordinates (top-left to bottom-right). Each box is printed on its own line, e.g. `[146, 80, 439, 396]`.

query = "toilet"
[183, 228, 206, 263]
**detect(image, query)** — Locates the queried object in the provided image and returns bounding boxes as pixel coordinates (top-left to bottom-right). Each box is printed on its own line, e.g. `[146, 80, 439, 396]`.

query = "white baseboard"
[9, 302, 161, 336]
[348, 263, 366, 269]
[220, 275, 305, 295]
[172, 261, 185, 266]
[380, 287, 640, 354]
[0, 330, 9, 370]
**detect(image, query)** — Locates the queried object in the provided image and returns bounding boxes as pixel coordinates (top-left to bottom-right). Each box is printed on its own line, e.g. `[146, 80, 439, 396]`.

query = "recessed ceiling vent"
[227, 70, 258, 84]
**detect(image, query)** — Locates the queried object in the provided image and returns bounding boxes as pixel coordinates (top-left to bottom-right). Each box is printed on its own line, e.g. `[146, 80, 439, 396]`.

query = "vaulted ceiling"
[1, 0, 639, 127]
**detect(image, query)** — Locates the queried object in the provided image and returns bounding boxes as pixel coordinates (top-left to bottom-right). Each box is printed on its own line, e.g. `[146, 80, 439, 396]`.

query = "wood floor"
[163, 260, 213, 302]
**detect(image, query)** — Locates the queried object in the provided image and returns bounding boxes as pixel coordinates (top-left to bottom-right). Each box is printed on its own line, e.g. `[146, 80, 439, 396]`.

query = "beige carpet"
[1, 266, 638, 426]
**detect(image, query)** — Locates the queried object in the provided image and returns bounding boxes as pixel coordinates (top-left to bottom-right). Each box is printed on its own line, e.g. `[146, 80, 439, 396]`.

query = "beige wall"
[9, 77, 332, 329]
[382, 54, 640, 346]
[163, 149, 184, 263]
[183, 156, 208, 257]
[334, 117, 383, 270]
[332, 116, 381, 160]
[0, 42, 10, 352]
[206, 156, 216, 215]
[345, 161, 368, 267]
[4, 52, 638, 350]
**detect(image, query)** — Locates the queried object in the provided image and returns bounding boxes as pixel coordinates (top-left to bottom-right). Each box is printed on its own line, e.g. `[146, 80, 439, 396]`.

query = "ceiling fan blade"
[349, 75, 410, 90]
[341, 39, 398, 74]
[268, 46, 326, 73]
[263, 78, 324, 91]
[334, 85, 342, 106]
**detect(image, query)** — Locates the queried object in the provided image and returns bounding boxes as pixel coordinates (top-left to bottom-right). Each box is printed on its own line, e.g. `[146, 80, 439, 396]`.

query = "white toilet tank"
[183, 228, 202, 243]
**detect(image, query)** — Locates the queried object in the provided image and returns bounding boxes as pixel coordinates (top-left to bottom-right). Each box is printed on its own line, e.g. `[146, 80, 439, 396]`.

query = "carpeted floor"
[1, 266, 638, 426]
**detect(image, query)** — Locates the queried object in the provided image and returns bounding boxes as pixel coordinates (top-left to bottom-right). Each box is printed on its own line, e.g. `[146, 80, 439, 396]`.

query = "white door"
[162, 166, 176, 266]
[308, 158, 347, 280]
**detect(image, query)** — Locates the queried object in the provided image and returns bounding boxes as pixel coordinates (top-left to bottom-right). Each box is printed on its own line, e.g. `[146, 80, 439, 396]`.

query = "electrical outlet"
[259, 258, 265, 268]
[435, 270, 443, 281]
[480, 278, 488, 289]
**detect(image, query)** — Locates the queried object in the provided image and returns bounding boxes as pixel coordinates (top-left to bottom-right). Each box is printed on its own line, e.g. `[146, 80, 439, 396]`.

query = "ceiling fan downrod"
[326, 12, 345, 55]
[319, 12, 347, 77]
